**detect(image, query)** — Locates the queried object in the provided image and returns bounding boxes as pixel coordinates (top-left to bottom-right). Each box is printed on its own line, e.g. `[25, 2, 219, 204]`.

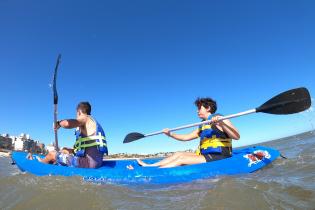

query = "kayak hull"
[12, 146, 280, 184]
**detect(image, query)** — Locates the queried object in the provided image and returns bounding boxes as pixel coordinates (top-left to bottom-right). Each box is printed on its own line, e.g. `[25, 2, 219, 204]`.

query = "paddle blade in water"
[256, 87, 311, 114]
[123, 132, 145, 143]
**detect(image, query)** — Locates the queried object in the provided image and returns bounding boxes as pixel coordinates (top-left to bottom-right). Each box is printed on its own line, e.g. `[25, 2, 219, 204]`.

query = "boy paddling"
[134, 97, 240, 168]
[35, 102, 108, 168]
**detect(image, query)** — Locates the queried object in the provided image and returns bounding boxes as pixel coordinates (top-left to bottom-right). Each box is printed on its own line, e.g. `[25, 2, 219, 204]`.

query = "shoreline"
[2, 130, 314, 159]
[0, 151, 11, 157]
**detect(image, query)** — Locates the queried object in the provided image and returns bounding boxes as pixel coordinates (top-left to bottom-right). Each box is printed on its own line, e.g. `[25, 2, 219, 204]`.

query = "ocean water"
[0, 132, 314, 210]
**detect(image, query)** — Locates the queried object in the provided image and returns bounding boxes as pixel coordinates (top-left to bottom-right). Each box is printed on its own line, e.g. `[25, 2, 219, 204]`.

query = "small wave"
[1, 135, 315, 210]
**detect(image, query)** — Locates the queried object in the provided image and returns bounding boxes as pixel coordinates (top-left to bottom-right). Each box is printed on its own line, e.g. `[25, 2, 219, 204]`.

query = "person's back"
[74, 115, 107, 168]
[35, 102, 108, 169]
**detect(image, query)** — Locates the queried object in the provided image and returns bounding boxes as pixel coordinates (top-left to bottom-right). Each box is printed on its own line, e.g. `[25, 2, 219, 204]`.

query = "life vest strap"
[74, 132, 107, 154]
[200, 124, 211, 130]
[75, 135, 106, 143]
[76, 142, 106, 149]
[196, 135, 232, 156]
[200, 140, 232, 149]
[200, 138, 232, 149]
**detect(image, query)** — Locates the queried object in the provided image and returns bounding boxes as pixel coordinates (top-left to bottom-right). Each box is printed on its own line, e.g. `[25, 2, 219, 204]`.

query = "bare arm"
[59, 119, 81, 128]
[55, 116, 87, 130]
[163, 128, 199, 141]
[212, 116, 240, 140]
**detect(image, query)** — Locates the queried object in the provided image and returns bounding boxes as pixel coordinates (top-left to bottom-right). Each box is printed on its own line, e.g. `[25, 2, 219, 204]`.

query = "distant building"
[1, 132, 46, 153]
[36, 142, 46, 154]
[24, 139, 36, 152]
[0, 136, 12, 150]
[11, 133, 38, 152]
[12, 137, 24, 151]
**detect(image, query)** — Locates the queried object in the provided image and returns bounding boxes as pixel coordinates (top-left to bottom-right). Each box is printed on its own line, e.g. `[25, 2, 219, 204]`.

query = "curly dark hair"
[194, 97, 217, 114]
[77, 102, 91, 115]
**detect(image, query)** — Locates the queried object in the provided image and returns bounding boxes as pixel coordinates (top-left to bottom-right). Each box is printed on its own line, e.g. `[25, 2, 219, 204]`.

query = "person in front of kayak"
[135, 97, 240, 168]
[36, 102, 108, 168]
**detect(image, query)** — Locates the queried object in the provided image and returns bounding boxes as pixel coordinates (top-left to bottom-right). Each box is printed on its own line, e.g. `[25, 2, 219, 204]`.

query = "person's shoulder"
[77, 115, 89, 124]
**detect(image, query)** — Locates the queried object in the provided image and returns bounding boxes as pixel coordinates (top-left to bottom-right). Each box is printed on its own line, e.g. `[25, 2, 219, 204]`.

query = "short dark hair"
[77, 102, 91, 115]
[194, 97, 217, 114]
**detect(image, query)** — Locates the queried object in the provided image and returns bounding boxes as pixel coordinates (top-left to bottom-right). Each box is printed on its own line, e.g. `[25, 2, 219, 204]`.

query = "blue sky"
[0, 0, 314, 154]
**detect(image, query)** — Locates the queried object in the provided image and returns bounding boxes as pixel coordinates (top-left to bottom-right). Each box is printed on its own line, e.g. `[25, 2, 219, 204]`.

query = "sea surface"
[1, 131, 315, 210]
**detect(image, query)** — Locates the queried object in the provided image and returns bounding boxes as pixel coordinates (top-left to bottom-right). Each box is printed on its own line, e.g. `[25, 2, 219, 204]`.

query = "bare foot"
[26, 153, 33, 160]
[136, 158, 150, 167]
[126, 165, 134, 170]
[36, 156, 43, 163]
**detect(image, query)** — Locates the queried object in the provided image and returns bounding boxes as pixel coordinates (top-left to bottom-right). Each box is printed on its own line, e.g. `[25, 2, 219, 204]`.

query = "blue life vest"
[196, 114, 232, 155]
[73, 117, 108, 157]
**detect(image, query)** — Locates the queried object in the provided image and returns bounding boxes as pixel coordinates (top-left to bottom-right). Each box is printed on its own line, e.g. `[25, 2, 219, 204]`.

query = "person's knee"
[178, 155, 185, 161]
[178, 152, 190, 158]
[61, 149, 69, 154]
[174, 152, 184, 157]
[177, 154, 192, 163]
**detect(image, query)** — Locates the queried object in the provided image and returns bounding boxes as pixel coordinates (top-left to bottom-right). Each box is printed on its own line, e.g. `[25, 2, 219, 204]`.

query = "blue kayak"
[12, 146, 279, 184]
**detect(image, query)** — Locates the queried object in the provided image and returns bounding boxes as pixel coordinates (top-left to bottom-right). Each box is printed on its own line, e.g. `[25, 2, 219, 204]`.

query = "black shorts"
[202, 147, 232, 162]
[202, 153, 231, 162]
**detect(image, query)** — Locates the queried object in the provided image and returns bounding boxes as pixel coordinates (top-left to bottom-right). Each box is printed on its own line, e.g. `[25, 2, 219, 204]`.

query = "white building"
[12, 133, 32, 151]
[12, 137, 24, 151]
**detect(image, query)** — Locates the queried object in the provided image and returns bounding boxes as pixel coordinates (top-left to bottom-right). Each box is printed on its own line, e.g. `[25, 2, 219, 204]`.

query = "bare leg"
[160, 153, 206, 168]
[126, 165, 134, 170]
[37, 151, 57, 164]
[137, 152, 188, 167]
[26, 152, 33, 160]
[61, 148, 74, 155]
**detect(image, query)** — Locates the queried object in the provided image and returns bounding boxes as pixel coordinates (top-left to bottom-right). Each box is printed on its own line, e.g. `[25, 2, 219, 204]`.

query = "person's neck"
[206, 112, 212, 120]
[78, 113, 89, 119]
